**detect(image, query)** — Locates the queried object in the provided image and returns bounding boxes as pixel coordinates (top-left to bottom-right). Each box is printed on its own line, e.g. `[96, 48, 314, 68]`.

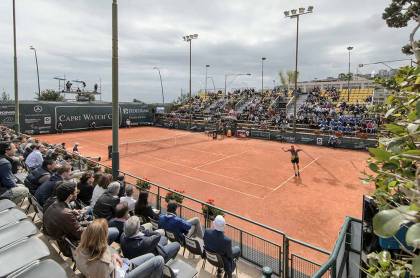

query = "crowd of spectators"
[0, 125, 242, 277]
[296, 87, 379, 134]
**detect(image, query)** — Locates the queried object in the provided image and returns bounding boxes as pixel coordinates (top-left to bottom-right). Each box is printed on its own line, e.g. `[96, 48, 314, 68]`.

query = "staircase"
[286, 94, 308, 116]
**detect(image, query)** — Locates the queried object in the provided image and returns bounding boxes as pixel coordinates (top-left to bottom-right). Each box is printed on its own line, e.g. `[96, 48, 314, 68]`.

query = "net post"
[283, 236, 289, 278]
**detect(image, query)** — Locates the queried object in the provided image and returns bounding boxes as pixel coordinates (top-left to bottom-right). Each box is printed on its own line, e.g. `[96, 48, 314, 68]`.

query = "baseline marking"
[271, 156, 320, 192]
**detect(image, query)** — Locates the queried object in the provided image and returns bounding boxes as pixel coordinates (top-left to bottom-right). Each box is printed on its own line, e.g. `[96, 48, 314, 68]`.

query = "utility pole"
[111, 0, 119, 179]
[12, 0, 19, 133]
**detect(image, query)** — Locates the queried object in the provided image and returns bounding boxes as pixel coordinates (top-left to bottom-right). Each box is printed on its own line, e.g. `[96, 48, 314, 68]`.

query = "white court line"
[193, 150, 249, 169]
[271, 156, 320, 192]
[126, 157, 264, 199]
[139, 152, 274, 190]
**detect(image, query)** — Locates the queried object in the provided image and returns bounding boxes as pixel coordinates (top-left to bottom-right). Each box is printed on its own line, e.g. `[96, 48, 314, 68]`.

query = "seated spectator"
[25, 143, 46, 170]
[159, 201, 204, 242]
[77, 171, 95, 206]
[116, 174, 126, 198]
[121, 216, 180, 262]
[134, 191, 160, 222]
[90, 173, 112, 208]
[43, 182, 85, 257]
[120, 184, 136, 212]
[35, 163, 72, 207]
[0, 142, 29, 204]
[24, 159, 56, 195]
[109, 202, 130, 242]
[93, 181, 120, 220]
[75, 219, 164, 278]
[204, 215, 240, 278]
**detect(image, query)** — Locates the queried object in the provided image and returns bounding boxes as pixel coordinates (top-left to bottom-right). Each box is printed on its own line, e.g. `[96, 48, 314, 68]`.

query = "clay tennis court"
[36, 126, 372, 254]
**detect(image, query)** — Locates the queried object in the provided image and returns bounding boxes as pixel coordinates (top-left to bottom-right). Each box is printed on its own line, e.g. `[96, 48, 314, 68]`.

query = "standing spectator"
[120, 184, 136, 212]
[116, 174, 126, 198]
[35, 164, 72, 206]
[126, 118, 131, 128]
[204, 215, 240, 278]
[0, 142, 29, 204]
[25, 143, 45, 170]
[74, 219, 164, 278]
[73, 143, 79, 153]
[93, 181, 120, 220]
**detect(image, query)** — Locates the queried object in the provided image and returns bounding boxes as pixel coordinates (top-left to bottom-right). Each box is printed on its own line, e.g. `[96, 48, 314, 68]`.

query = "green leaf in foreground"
[373, 207, 410, 238]
[406, 223, 420, 249]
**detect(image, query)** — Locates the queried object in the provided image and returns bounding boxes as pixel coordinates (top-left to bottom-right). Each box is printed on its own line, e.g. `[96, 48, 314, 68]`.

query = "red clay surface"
[36, 127, 372, 255]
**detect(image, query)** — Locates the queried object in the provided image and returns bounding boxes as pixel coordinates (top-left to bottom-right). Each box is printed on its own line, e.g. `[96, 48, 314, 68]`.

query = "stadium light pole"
[111, 0, 119, 179]
[205, 64, 210, 96]
[224, 73, 252, 96]
[183, 34, 198, 129]
[153, 67, 165, 106]
[284, 6, 313, 139]
[261, 57, 266, 94]
[12, 0, 19, 133]
[30, 46, 41, 99]
[347, 46, 353, 102]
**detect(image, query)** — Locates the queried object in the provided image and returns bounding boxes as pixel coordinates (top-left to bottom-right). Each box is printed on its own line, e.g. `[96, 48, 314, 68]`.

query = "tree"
[37, 89, 64, 101]
[362, 65, 420, 276]
[338, 73, 353, 81]
[278, 70, 299, 91]
[382, 0, 420, 61]
[1, 91, 11, 103]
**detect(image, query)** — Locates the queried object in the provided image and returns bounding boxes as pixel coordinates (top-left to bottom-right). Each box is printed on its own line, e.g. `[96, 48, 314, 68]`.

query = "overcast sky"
[0, 0, 416, 103]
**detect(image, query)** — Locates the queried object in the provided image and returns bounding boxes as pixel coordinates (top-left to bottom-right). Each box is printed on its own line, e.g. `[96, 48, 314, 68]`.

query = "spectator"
[116, 174, 126, 198]
[90, 173, 112, 208]
[120, 184, 136, 212]
[35, 163, 72, 207]
[77, 171, 95, 206]
[24, 159, 56, 195]
[93, 181, 120, 220]
[108, 202, 130, 242]
[43, 182, 84, 257]
[25, 143, 45, 170]
[73, 143, 79, 153]
[159, 201, 204, 242]
[204, 215, 240, 278]
[0, 142, 29, 204]
[121, 216, 180, 262]
[134, 190, 160, 222]
[74, 219, 164, 278]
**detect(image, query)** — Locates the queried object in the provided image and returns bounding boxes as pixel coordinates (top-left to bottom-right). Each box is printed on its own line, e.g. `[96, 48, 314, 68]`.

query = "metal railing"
[312, 217, 362, 278]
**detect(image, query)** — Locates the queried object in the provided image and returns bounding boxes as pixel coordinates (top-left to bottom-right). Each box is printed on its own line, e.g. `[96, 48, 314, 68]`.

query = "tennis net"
[118, 134, 208, 156]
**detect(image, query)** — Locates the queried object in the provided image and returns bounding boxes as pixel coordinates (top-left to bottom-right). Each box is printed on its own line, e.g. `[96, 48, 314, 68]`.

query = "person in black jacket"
[134, 191, 160, 222]
[76, 171, 94, 206]
[93, 181, 120, 220]
[120, 216, 179, 262]
[35, 164, 72, 206]
[24, 159, 56, 195]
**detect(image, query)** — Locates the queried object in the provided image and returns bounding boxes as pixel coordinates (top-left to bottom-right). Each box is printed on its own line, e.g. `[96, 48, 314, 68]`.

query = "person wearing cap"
[204, 215, 241, 277]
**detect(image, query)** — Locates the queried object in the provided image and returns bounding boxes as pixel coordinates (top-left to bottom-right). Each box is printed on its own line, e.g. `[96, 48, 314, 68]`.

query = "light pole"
[284, 6, 313, 138]
[205, 64, 210, 96]
[12, 0, 19, 133]
[111, 0, 119, 179]
[30, 46, 41, 99]
[224, 73, 252, 96]
[347, 46, 353, 102]
[183, 34, 198, 128]
[153, 67, 165, 106]
[261, 57, 266, 94]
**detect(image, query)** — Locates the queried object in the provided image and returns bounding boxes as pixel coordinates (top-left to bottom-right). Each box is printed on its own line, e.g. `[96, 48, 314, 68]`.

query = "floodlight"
[29, 45, 35, 50]
[307, 6, 314, 13]
[262, 57, 267, 61]
[291, 9, 297, 15]
[299, 7, 305, 14]
[347, 46, 354, 51]
[284, 11, 289, 17]
[246, 73, 252, 76]
[358, 64, 364, 68]
[193, 34, 198, 38]
[206, 64, 210, 67]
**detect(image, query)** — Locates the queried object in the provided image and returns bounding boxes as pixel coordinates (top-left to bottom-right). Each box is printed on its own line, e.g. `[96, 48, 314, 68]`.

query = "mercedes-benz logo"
[34, 105, 43, 113]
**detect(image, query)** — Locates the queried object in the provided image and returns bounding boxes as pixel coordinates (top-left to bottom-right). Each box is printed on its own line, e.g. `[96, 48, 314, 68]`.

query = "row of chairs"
[0, 199, 67, 278]
[149, 218, 239, 278]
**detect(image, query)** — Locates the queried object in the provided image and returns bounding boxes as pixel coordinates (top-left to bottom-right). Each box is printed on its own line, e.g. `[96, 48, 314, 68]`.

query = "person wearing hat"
[204, 215, 241, 277]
